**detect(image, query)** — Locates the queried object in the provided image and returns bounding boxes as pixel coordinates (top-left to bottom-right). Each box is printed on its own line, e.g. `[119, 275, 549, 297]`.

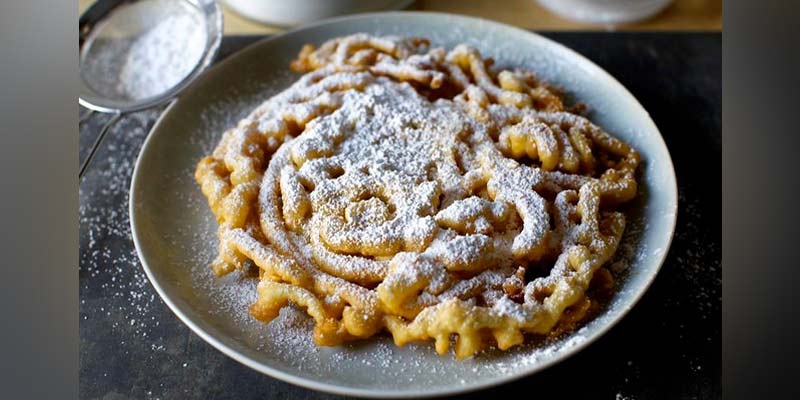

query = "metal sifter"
[79, 0, 222, 179]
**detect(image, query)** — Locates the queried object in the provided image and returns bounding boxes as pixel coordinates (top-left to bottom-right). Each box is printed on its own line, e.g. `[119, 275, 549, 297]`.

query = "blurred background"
[79, 0, 721, 34]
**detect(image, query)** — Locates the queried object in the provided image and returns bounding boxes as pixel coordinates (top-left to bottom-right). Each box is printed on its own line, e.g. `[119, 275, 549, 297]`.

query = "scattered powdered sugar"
[261, 306, 318, 356]
[480, 327, 589, 376]
[609, 208, 646, 276]
[492, 295, 530, 322]
[672, 189, 720, 319]
[80, 109, 167, 349]
[193, 71, 297, 156]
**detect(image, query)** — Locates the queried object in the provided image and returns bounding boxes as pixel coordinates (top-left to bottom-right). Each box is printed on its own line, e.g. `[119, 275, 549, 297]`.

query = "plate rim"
[129, 11, 678, 398]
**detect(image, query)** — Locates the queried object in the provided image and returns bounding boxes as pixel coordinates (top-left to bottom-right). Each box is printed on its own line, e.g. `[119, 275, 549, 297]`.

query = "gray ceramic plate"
[130, 12, 677, 398]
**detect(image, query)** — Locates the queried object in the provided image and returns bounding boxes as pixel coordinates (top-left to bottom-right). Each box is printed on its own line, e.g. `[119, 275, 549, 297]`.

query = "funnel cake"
[195, 34, 640, 359]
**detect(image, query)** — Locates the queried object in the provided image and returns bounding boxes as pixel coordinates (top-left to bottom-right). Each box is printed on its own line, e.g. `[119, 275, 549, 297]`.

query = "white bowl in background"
[537, 0, 673, 25]
[224, 0, 413, 26]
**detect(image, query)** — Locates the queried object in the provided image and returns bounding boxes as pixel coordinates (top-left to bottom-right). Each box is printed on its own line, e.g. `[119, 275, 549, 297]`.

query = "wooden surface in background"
[79, 0, 722, 34]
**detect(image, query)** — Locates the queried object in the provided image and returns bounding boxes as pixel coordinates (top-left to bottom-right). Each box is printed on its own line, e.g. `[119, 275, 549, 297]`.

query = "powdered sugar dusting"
[80, 109, 170, 359]
[79, 29, 710, 395]
[183, 34, 647, 369]
[117, 11, 206, 100]
[135, 75, 648, 383]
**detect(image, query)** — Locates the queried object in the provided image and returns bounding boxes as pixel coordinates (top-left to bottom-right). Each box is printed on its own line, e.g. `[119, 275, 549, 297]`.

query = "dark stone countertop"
[80, 32, 720, 399]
